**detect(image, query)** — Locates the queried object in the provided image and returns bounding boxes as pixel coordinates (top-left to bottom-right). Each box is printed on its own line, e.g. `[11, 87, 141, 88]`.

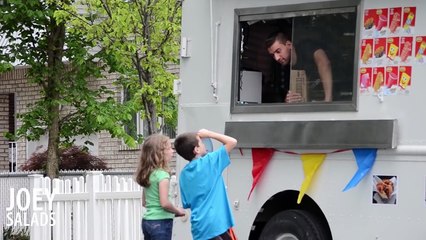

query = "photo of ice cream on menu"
[399, 66, 412, 94]
[374, 8, 388, 37]
[399, 36, 413, 64]
[415, 36, 426, 64]
[363, 9, 375, 37]
[384, 66, 398, 95]
[402, 7, 416, 35]
[388, 7, 402, 36]
[372, 67, 385, 95]
[374, 37, 386, 66]
[360, 38, 373, 66]
[359, 67, 372, 95]
[386, 36, 399, 65]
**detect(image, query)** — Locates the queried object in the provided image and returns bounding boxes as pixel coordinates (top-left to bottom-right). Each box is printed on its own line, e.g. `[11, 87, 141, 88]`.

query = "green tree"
[57, 0, 181, 135]
[0, 0, 136, 178]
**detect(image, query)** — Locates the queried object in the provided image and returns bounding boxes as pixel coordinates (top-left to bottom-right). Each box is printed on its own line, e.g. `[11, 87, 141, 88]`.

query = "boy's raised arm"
[198, 129, 237, 154]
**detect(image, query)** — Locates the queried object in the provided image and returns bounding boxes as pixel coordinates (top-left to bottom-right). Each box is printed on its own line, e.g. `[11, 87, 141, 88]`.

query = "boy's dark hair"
[265, 31, 291, 49]
[174, 132, 198, 161]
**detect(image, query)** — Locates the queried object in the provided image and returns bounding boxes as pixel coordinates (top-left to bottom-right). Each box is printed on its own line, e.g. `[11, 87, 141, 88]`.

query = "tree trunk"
[46, 106, 60, 178]
[45, 19, 66, 179]
[147, 101, 158, 135]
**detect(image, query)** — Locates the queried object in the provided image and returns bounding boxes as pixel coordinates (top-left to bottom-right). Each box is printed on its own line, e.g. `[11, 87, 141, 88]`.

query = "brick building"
[0, 65, 179, 172]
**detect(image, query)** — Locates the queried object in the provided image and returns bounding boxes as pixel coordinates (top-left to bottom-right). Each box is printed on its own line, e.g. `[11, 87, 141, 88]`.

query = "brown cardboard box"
[290, 70, 308, 102]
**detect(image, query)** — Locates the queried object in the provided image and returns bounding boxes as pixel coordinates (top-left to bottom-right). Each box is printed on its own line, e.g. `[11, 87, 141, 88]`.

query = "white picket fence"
[29, 171, 144, 240]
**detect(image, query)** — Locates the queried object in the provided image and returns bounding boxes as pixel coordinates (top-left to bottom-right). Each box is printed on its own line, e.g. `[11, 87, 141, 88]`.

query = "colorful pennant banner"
[297, 153, 326, 203]
[247, 148, 377, 202]
[342, 148, 378, 192]
[248, 148, 275, 200]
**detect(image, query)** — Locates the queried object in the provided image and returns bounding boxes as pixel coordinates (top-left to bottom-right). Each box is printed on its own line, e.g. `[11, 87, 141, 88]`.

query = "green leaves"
[63, 0, 182, 135]
[2, 0, 181, 158]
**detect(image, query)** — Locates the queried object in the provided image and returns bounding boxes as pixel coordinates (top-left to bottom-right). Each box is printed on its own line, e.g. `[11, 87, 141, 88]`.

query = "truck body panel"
[175, 0, 426, 239]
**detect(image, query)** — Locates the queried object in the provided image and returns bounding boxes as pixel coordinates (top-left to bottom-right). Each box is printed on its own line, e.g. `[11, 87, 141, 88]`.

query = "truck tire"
[259, 209, 328, 240]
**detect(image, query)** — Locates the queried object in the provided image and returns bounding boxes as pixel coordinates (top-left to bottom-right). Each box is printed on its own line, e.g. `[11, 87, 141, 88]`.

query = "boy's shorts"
[209, 228, 237, 240]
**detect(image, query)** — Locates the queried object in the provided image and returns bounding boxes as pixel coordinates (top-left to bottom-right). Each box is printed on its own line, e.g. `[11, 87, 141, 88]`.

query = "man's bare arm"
[314, 49, 333, 102]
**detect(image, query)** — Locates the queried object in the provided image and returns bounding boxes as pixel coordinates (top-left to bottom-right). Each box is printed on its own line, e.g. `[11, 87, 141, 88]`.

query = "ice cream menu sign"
[360, 6, 421, 96]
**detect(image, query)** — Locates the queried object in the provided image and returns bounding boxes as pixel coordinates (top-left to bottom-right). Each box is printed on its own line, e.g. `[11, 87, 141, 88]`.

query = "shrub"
[2, 226, 30, 240]
[20, 146, 109, 171]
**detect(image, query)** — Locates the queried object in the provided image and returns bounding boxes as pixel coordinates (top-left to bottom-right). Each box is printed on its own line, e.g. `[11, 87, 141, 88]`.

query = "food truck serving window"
[231, 0, 361, 113]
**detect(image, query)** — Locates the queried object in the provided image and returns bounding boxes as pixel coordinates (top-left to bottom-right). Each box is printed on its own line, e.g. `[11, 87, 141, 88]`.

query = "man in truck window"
[265, 31, 333, 103]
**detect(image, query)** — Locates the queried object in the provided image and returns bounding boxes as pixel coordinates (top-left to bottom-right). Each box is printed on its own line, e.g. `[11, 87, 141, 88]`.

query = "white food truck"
[174, 0, 426, 239]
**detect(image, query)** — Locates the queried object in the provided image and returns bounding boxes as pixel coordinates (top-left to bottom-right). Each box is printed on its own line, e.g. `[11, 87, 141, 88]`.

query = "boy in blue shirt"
[174, 129, 238, 240]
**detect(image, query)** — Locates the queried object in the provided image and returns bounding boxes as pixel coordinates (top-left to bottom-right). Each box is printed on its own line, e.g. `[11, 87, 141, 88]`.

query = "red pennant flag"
[248, 148, 275, 200]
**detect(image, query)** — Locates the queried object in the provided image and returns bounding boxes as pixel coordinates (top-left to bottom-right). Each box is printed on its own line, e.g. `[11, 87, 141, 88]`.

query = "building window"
[122, 88, 147, 140]
[231, 0, 360, 113]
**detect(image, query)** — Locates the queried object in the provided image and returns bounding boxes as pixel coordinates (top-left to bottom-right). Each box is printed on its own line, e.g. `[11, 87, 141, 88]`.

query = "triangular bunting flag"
[342, 148, 377, 192]
[248, 148, 275, 200]
[297, 153, 326, 204]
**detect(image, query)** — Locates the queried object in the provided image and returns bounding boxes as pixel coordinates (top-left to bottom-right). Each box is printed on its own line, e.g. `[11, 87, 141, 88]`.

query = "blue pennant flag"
[343, 148, 377, 192]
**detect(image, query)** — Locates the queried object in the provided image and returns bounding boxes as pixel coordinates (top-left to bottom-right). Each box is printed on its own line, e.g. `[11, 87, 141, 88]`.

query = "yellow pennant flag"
[297, 153, 326, 204]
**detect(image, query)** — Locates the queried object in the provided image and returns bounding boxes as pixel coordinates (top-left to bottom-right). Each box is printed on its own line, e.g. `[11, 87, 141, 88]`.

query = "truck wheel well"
[248, 190, 332, 240]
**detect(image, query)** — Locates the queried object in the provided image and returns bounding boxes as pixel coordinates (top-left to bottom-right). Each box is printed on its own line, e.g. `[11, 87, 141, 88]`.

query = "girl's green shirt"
[143, 169, 174, 220]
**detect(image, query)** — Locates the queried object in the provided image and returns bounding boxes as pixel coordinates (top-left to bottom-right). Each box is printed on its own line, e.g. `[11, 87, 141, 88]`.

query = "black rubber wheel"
[259, 209, 328, 240]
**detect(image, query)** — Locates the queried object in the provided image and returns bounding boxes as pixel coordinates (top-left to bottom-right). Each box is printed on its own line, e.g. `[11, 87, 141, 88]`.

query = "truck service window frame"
[231, 0, 361, 113]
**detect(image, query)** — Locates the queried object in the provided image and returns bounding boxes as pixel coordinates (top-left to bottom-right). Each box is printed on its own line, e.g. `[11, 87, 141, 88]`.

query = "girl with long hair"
[135, 134, 185, 240]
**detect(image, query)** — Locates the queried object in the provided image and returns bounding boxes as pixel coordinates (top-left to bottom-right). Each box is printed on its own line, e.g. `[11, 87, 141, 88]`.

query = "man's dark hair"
[174, 132, 198, 161]
[265, 31, 291, 49]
